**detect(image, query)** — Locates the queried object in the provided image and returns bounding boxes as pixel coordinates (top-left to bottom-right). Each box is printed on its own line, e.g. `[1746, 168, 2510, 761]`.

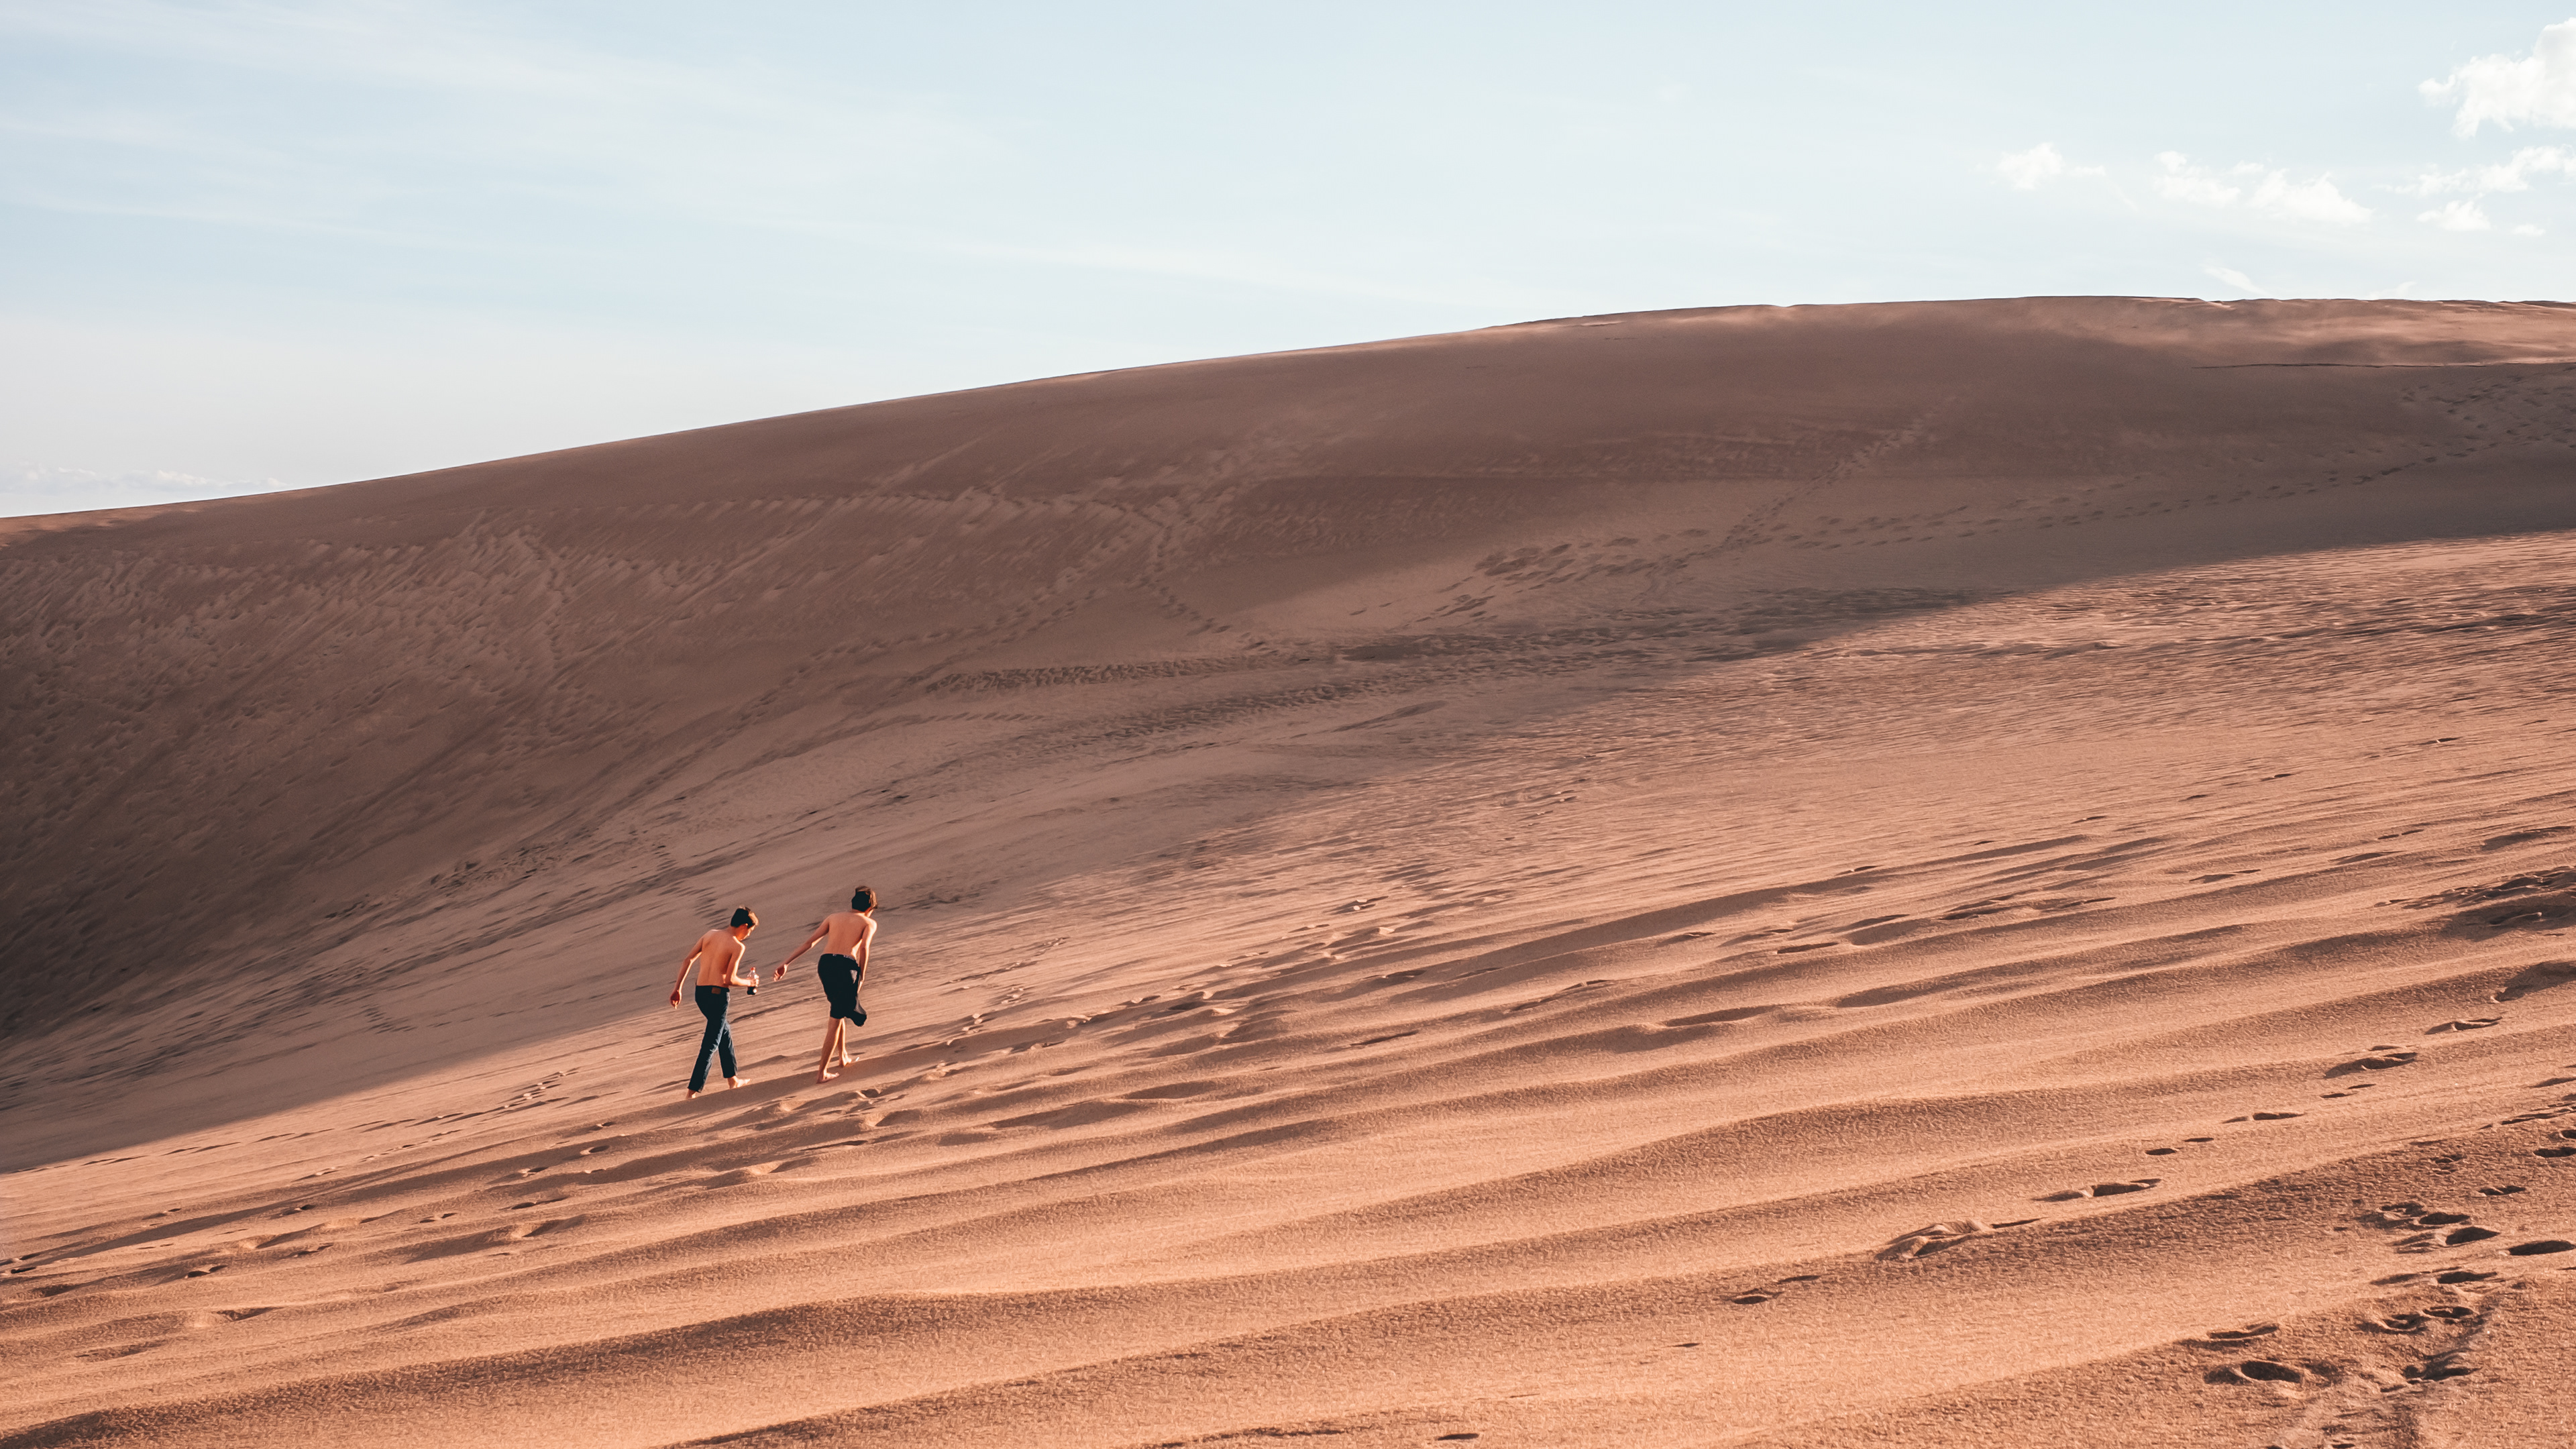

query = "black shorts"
[818, 954, 866, 1024]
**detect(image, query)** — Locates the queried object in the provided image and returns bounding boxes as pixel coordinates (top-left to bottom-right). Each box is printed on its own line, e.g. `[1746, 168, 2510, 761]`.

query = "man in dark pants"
[773, 888, 879, 1083]
[668, 907, 760, 1097]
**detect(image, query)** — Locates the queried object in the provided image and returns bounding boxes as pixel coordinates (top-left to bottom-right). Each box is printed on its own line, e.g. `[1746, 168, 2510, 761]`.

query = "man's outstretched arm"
[773, 924, 830, 979]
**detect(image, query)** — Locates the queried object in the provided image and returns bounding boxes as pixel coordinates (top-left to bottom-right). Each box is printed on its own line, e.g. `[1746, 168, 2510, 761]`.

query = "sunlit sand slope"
[7, 299, 2576, 1447]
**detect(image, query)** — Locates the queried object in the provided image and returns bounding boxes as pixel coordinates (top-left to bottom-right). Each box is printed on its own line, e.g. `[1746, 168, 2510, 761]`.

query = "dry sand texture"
[7, 297, 2576, 1446]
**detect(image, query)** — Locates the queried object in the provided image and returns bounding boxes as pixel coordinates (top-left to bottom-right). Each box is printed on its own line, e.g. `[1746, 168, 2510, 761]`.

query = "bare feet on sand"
[817, 1067, 841, 1083]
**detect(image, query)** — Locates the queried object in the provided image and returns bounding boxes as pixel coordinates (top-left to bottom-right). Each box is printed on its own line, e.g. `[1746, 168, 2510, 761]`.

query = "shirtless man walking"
[773, 888, 879, 1083]
[668, 907, 760, 1098]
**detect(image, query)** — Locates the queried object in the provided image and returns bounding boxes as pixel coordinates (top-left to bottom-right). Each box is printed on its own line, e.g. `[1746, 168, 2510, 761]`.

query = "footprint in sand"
[2037, 1178, 2159, 1201]
[2426, 1018, 2502, 1032]
[2506, 1238, 2575, 1255]
[2196, 1322, 2280, 1342]
[2208, 1359, 2312, 1386]
[698, 1161, 785, 1189]
[2397, 1224, 2501, 1252]
[1878, 1219, 2035, 1260]
[2404, 1352, 2477, 1383]
[1731, 1273, 1827, 1305]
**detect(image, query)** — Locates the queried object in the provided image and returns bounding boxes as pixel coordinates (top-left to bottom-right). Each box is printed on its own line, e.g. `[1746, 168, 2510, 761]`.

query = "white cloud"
[2204, 263, 2261, 295]
[2416, 199, 2493, 231]
[2155, 153, 2369, 225]
[2154, 152, 2241, 206]
[2514, 223, 2548, 235]
[0, 461, 280, 519]
[2406, 145, 2576, 195]
[1996, 142, 2101, 190]
[2424, 19, 2576, 136]
[2245, 169, 2371, 225]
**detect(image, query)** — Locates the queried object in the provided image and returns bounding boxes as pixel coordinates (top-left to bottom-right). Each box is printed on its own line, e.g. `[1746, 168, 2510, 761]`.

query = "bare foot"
[724, 1077, 742, 1089]
[817, 1068, 840, 1083]
[686, 1089, 702, 1099]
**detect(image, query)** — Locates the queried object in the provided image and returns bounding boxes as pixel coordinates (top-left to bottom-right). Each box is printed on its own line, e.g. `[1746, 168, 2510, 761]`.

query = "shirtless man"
[773, 888, 879, 1083]
[668, 907, 759, 1098]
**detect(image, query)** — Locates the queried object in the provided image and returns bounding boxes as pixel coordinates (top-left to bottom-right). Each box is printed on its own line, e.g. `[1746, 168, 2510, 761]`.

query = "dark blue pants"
[690, 985, 737, 1091]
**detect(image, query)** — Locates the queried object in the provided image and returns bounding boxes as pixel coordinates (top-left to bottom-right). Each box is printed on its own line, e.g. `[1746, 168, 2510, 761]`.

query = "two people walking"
[667, 888, 879, 1099]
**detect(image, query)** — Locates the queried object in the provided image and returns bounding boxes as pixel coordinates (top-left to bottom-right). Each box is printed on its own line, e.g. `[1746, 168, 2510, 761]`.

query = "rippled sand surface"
[7, 298, 2576, 1447]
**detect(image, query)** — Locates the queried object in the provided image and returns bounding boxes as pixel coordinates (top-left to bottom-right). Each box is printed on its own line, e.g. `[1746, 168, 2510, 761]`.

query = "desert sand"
[5, 297, 2576, 1446]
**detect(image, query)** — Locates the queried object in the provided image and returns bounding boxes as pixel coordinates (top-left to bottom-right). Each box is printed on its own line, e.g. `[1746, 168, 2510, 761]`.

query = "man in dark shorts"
[773, 888, 879, 1083]
[667, 906, 761, 1097]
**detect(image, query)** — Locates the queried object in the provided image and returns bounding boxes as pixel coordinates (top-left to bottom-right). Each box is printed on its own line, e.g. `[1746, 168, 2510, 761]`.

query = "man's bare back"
[777, 888, 880, 1083]
[690, 928, 752, 986]
[815, 910, 874, 959]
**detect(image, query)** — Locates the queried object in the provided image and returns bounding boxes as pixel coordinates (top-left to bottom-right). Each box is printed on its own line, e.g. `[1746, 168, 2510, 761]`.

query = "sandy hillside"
[6, 297, 2576, 1447]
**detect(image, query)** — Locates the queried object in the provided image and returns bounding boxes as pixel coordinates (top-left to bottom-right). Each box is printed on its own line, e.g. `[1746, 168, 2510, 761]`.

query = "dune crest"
[8, 298, 2576, 1446]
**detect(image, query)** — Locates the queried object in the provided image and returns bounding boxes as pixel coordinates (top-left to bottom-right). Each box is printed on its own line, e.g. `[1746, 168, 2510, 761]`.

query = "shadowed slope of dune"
[9, 299, 2576, 1448]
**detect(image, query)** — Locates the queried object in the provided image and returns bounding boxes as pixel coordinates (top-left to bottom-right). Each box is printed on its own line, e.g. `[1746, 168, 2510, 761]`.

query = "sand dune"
[7, 297, 2576, 1446]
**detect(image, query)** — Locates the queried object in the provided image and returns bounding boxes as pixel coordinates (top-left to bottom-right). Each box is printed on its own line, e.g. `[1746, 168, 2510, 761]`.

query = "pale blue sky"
[8, 3, 2576, 515]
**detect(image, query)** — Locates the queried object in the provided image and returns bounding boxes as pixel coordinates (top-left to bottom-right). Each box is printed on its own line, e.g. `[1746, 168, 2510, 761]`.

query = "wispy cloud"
[2416, 199, 2491, 231]
[2154, 153, 2369, 225]
[0, 0, 996, 238]
[2154, 154, 2245, 207]
[0, 460, 280, 519]
[2423, 19, 2576, 136]
[1, 1, 1571, 315]
[2404, 145, 2576, 196]
[1994, 142, 2102, 190]
[2202, 263, 2262, 296]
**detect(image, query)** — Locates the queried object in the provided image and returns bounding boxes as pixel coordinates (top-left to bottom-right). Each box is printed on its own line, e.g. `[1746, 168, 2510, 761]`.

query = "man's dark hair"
[730, 906, 758, 929]
[851, 887, 876, 912]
